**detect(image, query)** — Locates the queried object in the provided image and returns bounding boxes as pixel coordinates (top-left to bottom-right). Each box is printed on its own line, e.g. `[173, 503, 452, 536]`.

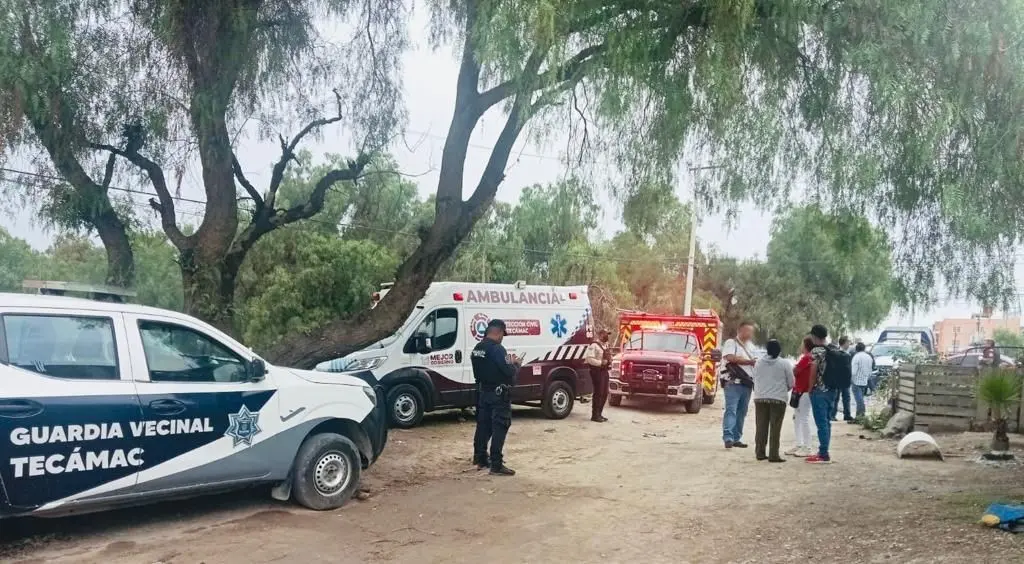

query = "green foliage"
[0, 227, 42, 291]
[39, 234, 107, 284]
[131, 230, 183, 311]
[423, 0, 1024, 308]
[236, 231, 399, 351]
[976, 369, 1023, 421]
[697, 205, 894, 351]
[993, 328, 1024, 351]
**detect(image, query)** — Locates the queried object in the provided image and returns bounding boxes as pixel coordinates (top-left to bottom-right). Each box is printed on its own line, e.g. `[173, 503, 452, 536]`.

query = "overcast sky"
[3, 5, 1019, 339]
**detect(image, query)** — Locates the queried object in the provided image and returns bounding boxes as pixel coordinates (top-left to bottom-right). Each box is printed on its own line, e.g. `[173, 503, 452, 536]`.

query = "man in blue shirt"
[471, 319, 520, 476]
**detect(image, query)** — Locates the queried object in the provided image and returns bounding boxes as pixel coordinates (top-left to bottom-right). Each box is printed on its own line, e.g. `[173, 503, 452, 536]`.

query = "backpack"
[822, 347, 853, 390]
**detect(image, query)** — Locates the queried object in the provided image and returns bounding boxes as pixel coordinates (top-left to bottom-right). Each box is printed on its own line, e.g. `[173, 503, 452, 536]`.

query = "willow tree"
[0, 0, 404, 328]
[266, 0, 1024, 367]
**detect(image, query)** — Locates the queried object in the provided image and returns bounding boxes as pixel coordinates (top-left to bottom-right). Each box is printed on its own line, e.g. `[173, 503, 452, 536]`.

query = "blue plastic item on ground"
[981, 503, 1024, 533]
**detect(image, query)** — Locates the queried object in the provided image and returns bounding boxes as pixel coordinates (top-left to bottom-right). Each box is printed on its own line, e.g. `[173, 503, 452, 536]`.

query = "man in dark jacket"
[471, 319, 520, 476]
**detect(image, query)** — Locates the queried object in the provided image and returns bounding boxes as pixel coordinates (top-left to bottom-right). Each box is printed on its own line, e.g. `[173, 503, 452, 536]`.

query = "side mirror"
[248, 358, 267, 382]
[415, 333, 432, 355]
[709, 348, 723, 362]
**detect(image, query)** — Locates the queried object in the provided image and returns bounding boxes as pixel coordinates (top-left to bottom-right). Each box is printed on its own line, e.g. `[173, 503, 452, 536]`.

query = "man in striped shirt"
[584, 329, 612, 422]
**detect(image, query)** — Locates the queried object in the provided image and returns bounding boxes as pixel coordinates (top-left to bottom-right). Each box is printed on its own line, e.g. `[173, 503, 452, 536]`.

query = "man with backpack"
[806, 324, 852, 464]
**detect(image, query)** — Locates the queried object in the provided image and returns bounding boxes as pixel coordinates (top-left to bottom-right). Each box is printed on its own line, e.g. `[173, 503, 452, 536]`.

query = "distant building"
[933, 316, 1022, 353]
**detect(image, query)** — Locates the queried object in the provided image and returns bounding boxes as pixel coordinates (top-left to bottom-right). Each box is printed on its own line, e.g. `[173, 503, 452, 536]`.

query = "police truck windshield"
[629, 332, 700, 354]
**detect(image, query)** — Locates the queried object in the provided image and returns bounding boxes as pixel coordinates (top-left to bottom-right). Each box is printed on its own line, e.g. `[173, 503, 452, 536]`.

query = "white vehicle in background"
[319, 281, 596, 428]
[0, 293, 387, 519]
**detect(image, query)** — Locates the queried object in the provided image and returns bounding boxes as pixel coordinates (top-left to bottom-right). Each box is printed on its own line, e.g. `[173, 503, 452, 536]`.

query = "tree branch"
[231, 154, 370, 256]
[478, 43, 606, 115]
[91, 142, 189, 248]
[100, 152, 117, 189]
[266, 88, 344, 211]
[232, 155, 263, 207]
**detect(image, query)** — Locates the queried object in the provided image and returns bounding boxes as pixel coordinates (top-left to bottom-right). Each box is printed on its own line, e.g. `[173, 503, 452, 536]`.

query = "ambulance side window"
[403, 308, 458, 353]
[138, 321, 248, 383]
[0, 314, 119, 380]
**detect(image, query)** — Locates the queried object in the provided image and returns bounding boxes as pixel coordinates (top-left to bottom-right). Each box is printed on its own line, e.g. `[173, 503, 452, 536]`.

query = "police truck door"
[0, 308, 144, 511]
[123, 313, 278, 491]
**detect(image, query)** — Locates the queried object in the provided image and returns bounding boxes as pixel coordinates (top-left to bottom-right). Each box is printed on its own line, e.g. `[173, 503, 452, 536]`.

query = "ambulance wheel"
[386, 384, 424, 428]
[291, 433, 362, 511]
[543, 380, 574, 419]
[608, 395, 623, 407]
[684, 389, 703, 414]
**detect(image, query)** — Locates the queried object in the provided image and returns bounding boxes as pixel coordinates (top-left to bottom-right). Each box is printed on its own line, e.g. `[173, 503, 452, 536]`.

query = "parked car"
[0, 293, 387, 519]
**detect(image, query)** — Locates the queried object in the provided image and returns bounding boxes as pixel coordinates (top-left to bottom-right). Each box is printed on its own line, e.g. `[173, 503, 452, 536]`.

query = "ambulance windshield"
[630, 331, 700, 354]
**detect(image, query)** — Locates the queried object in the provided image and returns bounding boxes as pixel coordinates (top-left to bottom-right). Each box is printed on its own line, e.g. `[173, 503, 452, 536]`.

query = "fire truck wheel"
[684, 389, 703, 414]
[702, 391, 716, 405]
[608, 395, 622, 407]
[542, 380, 575, 419]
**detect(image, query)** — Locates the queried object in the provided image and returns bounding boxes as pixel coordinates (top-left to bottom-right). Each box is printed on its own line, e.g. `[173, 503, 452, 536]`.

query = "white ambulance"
[319, 281, 596, 428]
[0, 293, 387, 519]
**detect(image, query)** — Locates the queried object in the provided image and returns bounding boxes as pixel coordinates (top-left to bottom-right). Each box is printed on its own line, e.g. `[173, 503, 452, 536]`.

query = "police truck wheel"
[291, 433, 362, 511]
[608, 395, 622, 407]
[542, 380, 574, 419]
[684, 389, 703, 414]
[386, 384, 424, 428]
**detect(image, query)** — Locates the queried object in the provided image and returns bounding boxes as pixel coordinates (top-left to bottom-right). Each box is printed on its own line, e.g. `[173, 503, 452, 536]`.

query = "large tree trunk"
[93, 205, 135, 287]
[179, 246, 240, 335]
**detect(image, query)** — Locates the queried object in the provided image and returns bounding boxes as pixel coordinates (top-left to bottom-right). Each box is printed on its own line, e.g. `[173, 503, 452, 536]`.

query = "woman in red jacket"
[786, 336, 816, 457]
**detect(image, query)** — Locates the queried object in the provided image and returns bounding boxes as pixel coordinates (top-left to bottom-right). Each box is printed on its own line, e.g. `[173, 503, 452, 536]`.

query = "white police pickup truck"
[0, 293, 387, 518]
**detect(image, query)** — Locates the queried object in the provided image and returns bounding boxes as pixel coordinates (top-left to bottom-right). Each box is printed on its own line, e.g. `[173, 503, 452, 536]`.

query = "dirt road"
[3, 401, 1023, 563]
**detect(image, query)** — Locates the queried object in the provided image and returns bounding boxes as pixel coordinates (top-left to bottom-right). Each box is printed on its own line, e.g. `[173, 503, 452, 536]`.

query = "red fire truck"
[608, 310, 723, 413]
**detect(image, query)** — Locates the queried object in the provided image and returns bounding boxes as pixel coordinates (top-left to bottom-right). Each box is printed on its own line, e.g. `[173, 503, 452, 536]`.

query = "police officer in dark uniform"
[471, 319, 520, 476]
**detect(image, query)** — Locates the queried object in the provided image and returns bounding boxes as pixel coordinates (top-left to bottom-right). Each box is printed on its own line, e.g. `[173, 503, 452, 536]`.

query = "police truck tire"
[608, 395, 622, 407]
[542, 380, 574, 419]
[386, 384, 425, 428]
[684, 388, 703, 414]
[291, 433, 362, 511]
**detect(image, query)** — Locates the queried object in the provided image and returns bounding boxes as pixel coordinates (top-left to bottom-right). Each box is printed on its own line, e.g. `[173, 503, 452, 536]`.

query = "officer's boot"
[489, 464, 515, 476]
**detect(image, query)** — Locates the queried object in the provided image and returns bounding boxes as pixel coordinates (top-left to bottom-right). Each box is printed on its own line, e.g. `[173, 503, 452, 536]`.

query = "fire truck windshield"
[628, 331, 700, 354]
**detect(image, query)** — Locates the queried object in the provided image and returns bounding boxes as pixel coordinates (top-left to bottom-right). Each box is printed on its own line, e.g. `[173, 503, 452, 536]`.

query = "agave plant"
[976, 368, 1023, 453]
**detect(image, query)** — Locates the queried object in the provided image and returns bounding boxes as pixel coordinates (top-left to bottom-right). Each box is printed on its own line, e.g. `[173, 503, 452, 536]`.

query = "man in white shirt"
[851, 342, 874, 420]
[584, 329, 612, 423]
[720, 321, 756, 449]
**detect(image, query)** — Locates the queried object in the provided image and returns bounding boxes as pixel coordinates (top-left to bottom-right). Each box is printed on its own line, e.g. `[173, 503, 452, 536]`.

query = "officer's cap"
[486, 319, 507, 335]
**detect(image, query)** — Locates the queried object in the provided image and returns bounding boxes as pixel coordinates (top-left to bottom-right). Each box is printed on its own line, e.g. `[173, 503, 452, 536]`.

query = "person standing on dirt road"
[806, 324, 839, 464]
[851, 342, 873, 420]
[786, 336, 817, 458]
[831, 336, 855, 423]
[752, 339, 794, 462]
[721, 321, 757, 449]
[471, 319, 520, 476]
[584, 329, 612, 423]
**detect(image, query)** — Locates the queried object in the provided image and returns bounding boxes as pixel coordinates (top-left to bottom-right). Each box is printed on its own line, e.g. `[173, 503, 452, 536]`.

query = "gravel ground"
[2, 399, 1023, 563]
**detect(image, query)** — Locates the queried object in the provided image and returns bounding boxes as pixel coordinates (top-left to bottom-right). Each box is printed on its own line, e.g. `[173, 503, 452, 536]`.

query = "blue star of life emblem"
[225, 405, 262, 447]
[550, 314, 568, 338]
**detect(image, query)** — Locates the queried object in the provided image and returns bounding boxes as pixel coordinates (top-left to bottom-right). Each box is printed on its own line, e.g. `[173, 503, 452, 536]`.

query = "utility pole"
[683, 163, 720, 316]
